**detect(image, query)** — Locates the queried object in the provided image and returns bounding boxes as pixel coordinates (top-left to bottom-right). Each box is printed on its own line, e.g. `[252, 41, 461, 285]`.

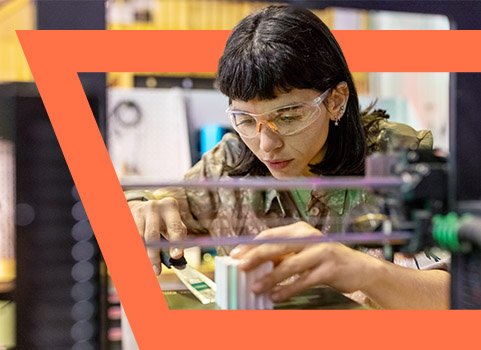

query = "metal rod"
[145, 231, 412, 249]
[122, 176, 404, 190]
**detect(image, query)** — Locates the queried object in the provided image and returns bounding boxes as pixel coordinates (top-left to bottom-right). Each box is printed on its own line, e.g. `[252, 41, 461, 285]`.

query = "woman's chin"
[269, 170, 299, 180]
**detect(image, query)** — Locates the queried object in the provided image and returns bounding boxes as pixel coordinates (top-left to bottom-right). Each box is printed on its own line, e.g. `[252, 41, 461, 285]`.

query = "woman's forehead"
[231, 88, 320, 113]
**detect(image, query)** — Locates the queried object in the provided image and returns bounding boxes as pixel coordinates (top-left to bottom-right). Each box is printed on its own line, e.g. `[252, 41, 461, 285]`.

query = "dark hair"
[216, 4, 367, 176]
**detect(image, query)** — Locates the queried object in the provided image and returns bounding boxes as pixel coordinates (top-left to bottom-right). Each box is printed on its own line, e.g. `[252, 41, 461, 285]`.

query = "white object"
[108, 87, 192, 183]
[215, 256, 273, 310]
[173, 265, 216, 305]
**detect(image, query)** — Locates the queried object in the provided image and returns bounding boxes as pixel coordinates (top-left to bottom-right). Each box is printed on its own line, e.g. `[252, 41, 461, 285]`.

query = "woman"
[127, 5, 448, 309]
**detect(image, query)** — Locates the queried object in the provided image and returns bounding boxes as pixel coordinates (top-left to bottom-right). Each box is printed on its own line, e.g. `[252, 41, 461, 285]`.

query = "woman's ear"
[326, 81, 349, 122]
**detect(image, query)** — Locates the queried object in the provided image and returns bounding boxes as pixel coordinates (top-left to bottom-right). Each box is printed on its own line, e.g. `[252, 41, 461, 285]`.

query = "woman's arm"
[362, 259, 450, 309]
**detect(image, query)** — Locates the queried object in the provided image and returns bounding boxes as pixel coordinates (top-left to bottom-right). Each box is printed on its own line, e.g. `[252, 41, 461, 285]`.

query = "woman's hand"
[230, 221, 450, 309]
[128, 197, 187, 275]
[230, 221, 382, 302]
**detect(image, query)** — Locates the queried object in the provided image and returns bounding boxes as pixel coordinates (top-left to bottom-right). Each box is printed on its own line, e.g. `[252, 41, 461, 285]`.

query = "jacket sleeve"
[362, 109, 433, 154]
[141, 133, 242, 234]
[181, 132, 245, 234]
[124, 133, 245, 236]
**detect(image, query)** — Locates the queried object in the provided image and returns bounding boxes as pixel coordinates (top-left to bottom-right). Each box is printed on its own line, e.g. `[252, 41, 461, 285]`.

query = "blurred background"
[1, 0, 481, 349]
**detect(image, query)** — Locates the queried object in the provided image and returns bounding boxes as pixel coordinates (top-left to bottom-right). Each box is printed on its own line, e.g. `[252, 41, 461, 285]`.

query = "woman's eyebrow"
[273, 103, 304, 112]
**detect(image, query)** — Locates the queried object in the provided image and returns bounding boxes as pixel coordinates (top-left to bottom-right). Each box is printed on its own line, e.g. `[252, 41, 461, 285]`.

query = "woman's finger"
[249, 245, 324, 293]
[158, 197, 187, 259]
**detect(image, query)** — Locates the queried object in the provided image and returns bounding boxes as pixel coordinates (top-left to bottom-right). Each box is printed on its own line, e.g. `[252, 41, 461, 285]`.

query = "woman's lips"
[265, 159, 293, 170]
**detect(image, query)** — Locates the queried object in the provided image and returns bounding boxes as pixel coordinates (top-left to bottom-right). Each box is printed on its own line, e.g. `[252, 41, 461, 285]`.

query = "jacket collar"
[263, 188, 347, 216]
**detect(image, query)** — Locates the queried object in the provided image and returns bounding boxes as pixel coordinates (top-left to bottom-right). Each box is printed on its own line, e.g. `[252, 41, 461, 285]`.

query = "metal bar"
[145, 231, 412, 249]
[122, 176, 404, 191]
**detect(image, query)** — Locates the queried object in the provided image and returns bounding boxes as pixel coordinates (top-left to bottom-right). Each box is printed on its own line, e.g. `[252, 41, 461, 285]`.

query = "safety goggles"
[226, 89, 331, 138]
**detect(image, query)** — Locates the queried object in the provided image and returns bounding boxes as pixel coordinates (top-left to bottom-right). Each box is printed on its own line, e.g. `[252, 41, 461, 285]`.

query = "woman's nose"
[258, 123, 283, 153]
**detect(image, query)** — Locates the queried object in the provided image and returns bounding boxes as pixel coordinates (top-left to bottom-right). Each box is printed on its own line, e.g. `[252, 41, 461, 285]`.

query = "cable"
[111, 100, 142, 128]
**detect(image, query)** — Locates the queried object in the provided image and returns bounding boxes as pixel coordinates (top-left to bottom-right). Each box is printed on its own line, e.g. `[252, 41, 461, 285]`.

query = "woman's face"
[231, 89, 331, 179]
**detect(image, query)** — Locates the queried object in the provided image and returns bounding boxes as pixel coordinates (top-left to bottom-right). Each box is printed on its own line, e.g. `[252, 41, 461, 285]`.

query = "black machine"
[0, 82, 105, 349]
[366, 149, 481, 309]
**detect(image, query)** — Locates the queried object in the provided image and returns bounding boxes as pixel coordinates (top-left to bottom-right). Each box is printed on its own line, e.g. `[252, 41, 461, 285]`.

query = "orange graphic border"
[17, 30, 481, 350]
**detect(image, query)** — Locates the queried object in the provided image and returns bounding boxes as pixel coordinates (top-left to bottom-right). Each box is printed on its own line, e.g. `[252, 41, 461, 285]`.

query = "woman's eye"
[236, 115, 255, 125]
[278, 115, 301, 122]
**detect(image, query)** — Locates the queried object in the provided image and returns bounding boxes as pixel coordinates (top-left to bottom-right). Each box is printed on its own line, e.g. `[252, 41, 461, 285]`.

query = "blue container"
[200, 124, 226, 155]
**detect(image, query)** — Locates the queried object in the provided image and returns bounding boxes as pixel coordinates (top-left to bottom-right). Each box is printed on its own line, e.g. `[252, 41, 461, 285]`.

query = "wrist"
[359, 254, 389, 295]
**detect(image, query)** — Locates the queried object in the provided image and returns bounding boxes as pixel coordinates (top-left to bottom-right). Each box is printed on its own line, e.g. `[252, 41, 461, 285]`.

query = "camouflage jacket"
[127, 110, 442, 307]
